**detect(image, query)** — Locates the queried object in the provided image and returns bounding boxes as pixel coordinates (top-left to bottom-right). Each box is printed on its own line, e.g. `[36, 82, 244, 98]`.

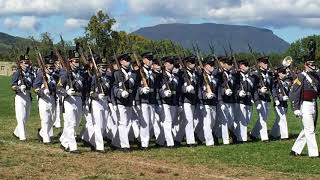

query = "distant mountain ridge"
[133, 23, 289, 55]
[0, 32, 29, 53]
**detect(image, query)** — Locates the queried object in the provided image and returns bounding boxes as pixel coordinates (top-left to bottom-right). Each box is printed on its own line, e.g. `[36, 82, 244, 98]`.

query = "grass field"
[1, 75, 320, 179]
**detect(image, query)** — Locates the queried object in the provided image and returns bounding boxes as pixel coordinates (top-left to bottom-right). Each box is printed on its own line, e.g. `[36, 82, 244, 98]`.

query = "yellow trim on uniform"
[293, 78, 301, 86]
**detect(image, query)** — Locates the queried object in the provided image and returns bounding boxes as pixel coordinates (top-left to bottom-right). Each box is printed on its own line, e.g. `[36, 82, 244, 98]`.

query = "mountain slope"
[133, 23, 289, 55]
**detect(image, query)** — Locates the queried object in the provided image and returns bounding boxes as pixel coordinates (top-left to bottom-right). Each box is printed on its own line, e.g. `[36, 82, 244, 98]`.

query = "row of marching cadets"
[12, 45, 298, 153]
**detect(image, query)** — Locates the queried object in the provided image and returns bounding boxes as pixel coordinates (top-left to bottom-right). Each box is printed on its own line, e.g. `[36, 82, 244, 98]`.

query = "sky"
[0, 0, 320, 43]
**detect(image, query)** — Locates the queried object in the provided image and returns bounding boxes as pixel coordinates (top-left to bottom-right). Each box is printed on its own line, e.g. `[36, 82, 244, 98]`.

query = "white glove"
[221, 104, 226, 111]
[275, 100, 280, 106]
[260, 87, 268, 94]
[141, 87, 150, 94]
[164, 90, 172, 97]
[283, 96, 289, 101]
[43, 88, 50, 95]
[121, 90, 129, 98]
[206, 92, 214, 99]
[178, 106, 183, 113]
[256, 104, 262, 110]
[239, 90, 246, 98]
[98, 93, 105, 99]
[112, 105, 118, 111]
[225, 89, 233, 96]
[294, 110, 302, 117]
[67, 88, 76, 96]
[186, 85, 195, 93]
[20, 85, 26, 93]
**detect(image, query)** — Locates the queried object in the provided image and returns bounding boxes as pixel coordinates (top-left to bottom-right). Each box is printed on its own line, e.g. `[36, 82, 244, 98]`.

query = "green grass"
[0, 75, 320, 178]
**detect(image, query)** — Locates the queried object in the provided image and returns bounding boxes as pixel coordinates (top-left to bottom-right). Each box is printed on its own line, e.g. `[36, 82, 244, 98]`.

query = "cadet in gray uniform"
[290, 57, 320, 158]
[217, 56, 236, 145]
[250, 57, 273, 142]
[136, 52, 159, 149]
[158, 56, 180, 147]
[11, 48, 35, 141]
[176, 55, 200, 146]
[59, 48, 90, 153]
[113, 53, 138, 151]
[234, 59, 255, 142]
[33, 52, 59, 144]
[198, 57, 220, 146]
[270, 66, 290, 140]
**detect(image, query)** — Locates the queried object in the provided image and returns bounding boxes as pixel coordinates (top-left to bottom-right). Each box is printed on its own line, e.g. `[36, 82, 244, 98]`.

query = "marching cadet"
[113, 53, 138, 151]
[270, 66, 290, 140]
[11, 48, 35, 141]
[80, 56, 95, 148]
[136, 52, 159, 149]
[53, 58, 63, 128]
[234, 59, 255, 142]
[157, 56, 180, 147]
[149, 58, 162, 142]
[128, 61, 140, 144]
[217, 56, 236, 145]
[290, 57, 320, 158]
[107, 57, 120, 148]
[175, 55, 200, 146]
[89, 54, 112, 152]
[198, 56, 220, 146]
[250, 57, 273, 142]
[59, 47, 90, 153]
[33, 52, 59, 144]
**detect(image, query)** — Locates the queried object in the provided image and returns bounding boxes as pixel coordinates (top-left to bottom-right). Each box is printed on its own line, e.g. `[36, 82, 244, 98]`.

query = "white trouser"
[218, 103, 234, 144]
[14, 93, 31, 141]
[182, 103, 196, 144]
[173, 106, 183, 141]
[106, 103, 118, 140]
[150, 104, 161, 140]
[53, 95, 62, 128]
[159, 104, 176, 147]
[139, 103, 156, 148]
[251, 101, 269, 141]
[80, 102, 94, 145]
[292, 101, 319, 157]
[155, 105, 166, 145]
[38, 95, 56, 143]
[109, 103, 120, 148]
[194, 104, 204, 142]
[117, 105, 132, 148]
[60, 96, 82, 151]
[235, 104, 252, 142]
[129, 106, 140, 141]
[270, 106, 288, 139]
[91, 98, 109, 151]
[202, 105, 216, 146]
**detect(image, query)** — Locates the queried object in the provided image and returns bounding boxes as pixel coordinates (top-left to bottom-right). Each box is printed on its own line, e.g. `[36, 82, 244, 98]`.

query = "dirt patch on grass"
[0, 142, 318, 180]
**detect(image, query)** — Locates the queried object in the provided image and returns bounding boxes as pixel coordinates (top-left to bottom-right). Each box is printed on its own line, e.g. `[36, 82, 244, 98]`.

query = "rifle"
[32, 39, 49, 92]
[112, 49, 127, 91]
[172, 41, 191, 85]
[77, 42, 89, 65]
[208, 42, 223, 72]
[152, 41, 171, 91]
[88, 46, 104, 93]
[228, 42, 244, 91]
[126, 36, 148, 88]
[228, 42, 239, 71]
[12, 45, 25, 86]
[133, 52, 148, 88]
[248, 43, 266, 87]
[194, 44, 213, 94]
[208, 42, 230, 90]
[55, 36, 73, 89]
